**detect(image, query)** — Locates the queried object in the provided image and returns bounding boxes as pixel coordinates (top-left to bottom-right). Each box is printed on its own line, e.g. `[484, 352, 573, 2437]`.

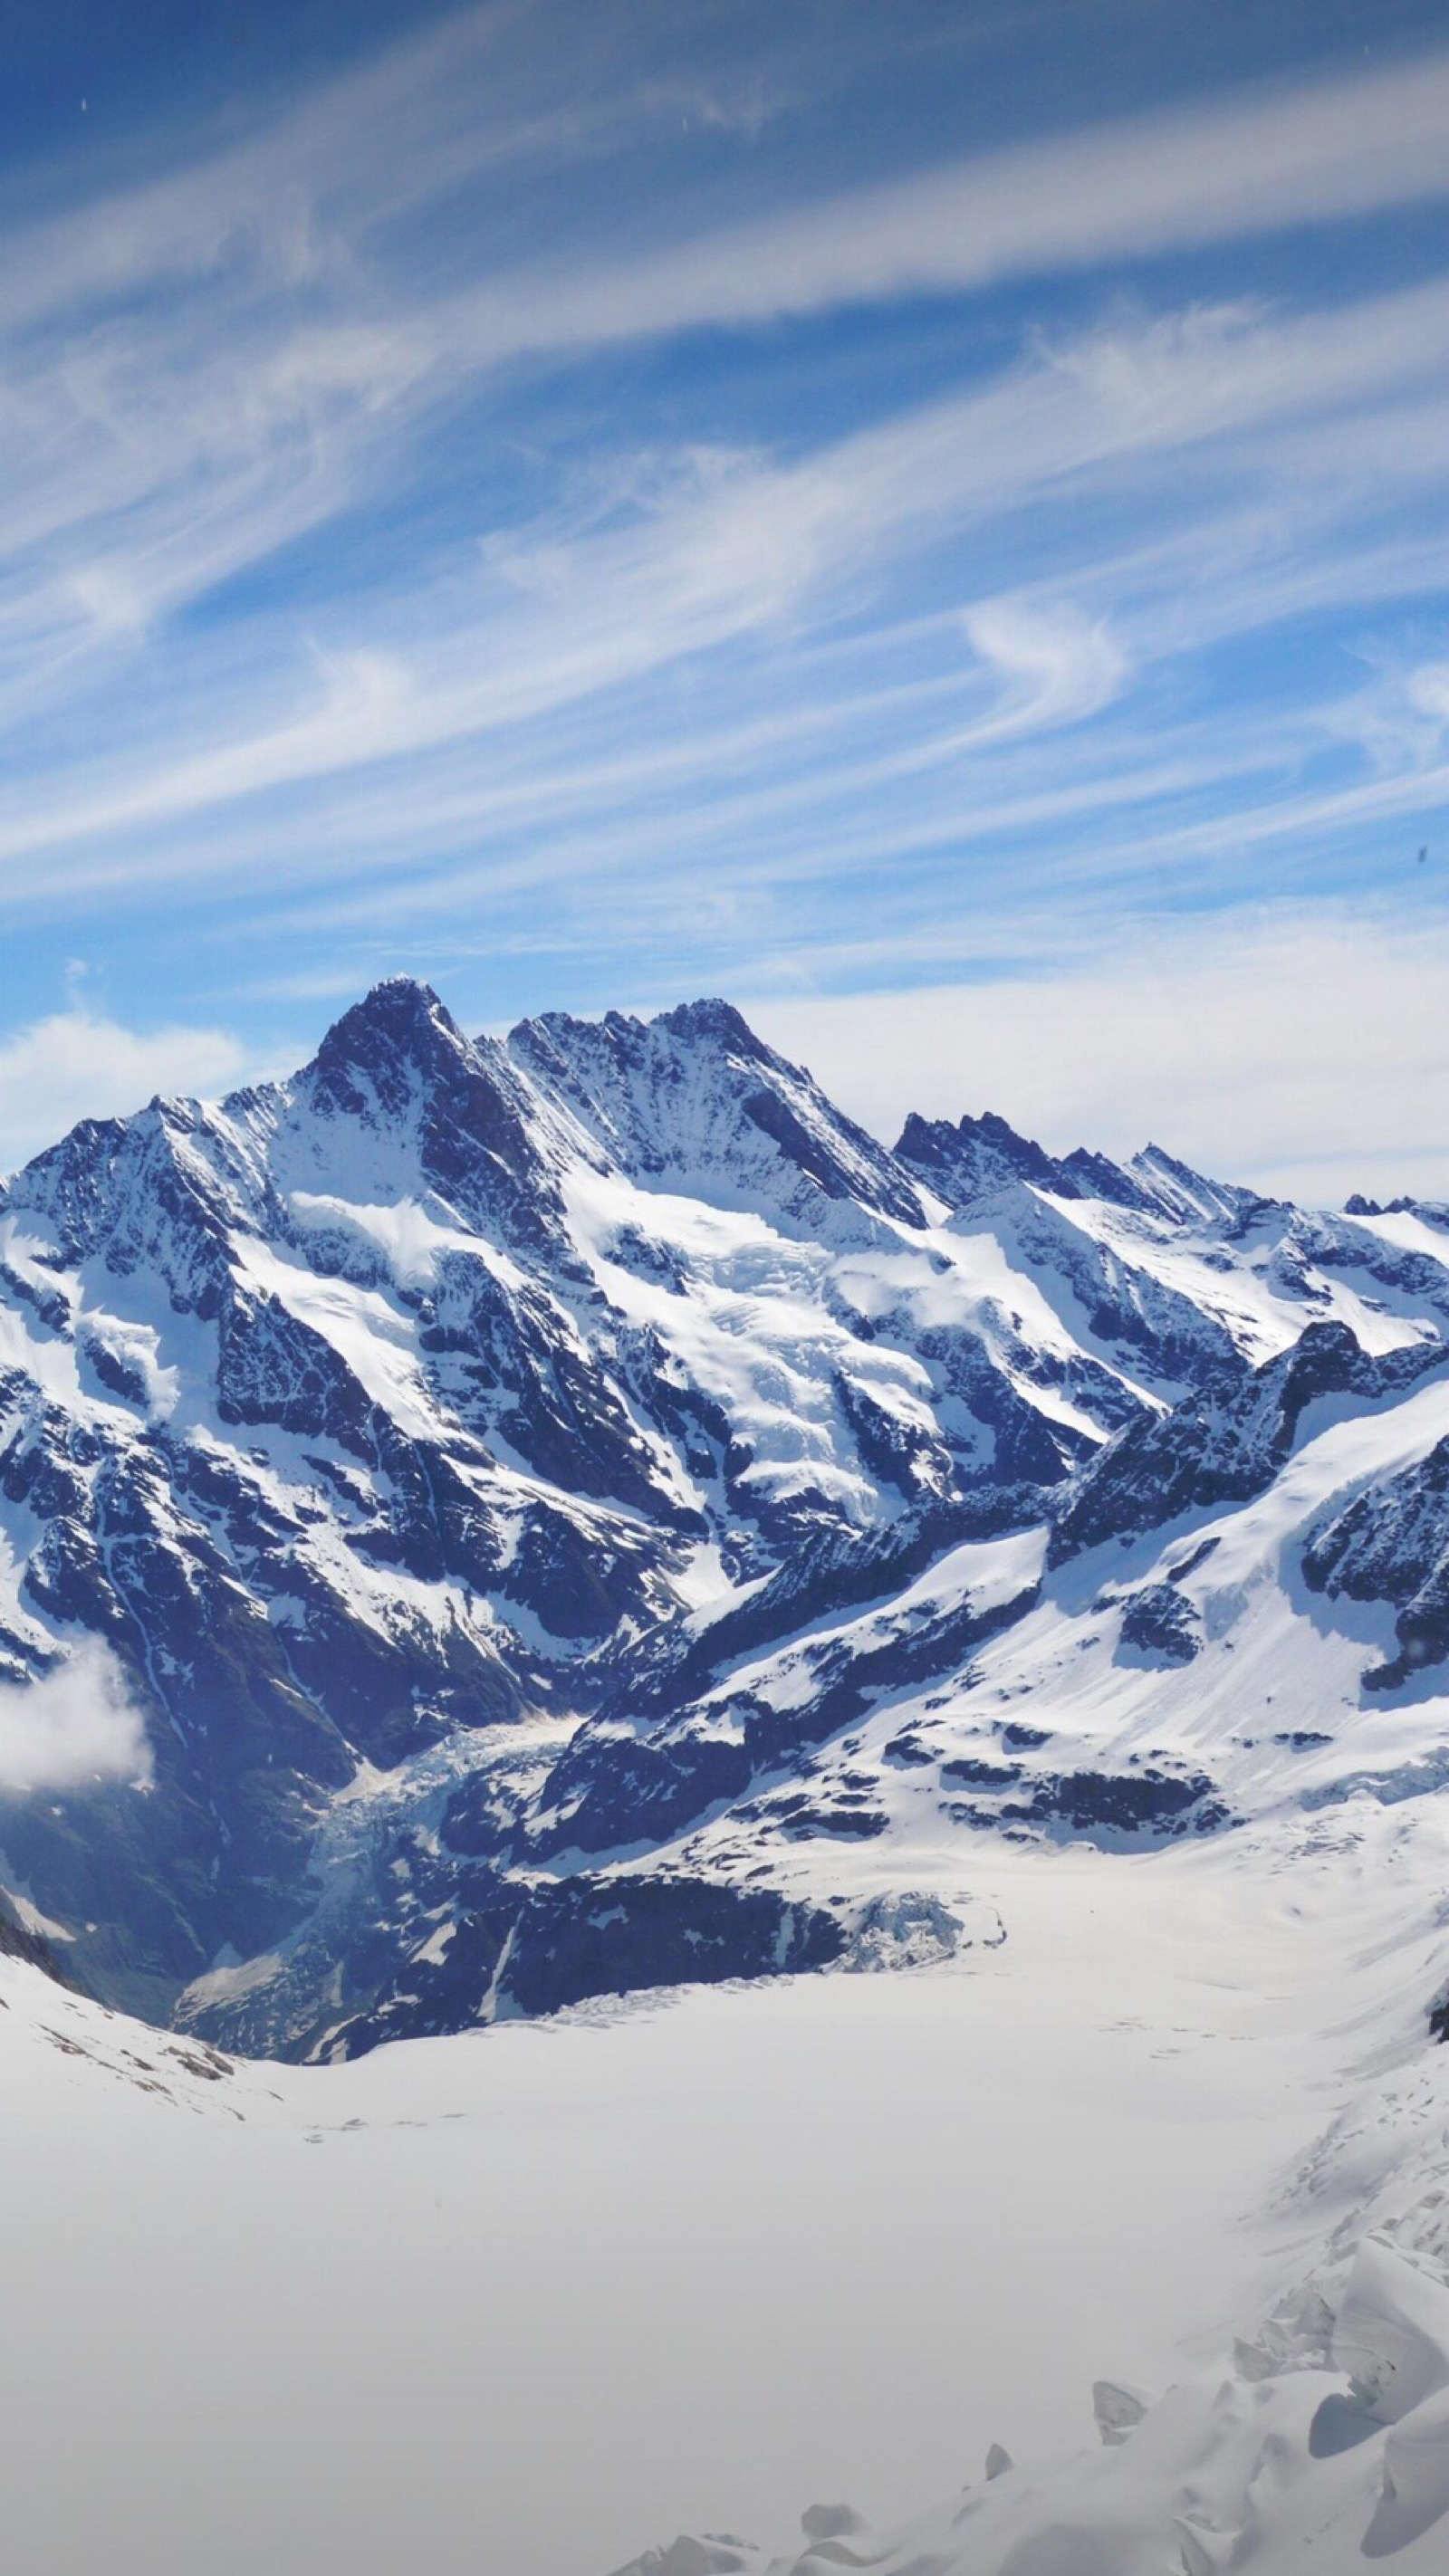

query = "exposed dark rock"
[945, 1762, 1226, 1841]
[509, 1728, 753, 1861]
[1051, 1326, 1444, 1566]
[883, 1729, 937, 1767]
[1117, 1584, 1202, 1666]
[318, 1871, 848, 2055]
[896, 1107, 1082, 1207]
[0, 1897, 82, 1992]
[1302, 1434, 1449, 1690]
[940, 1756, 1021, 1789]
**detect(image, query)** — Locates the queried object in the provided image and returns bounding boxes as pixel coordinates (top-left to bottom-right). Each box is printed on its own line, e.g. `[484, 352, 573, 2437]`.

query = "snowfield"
[6, 1795, 1449, 2576]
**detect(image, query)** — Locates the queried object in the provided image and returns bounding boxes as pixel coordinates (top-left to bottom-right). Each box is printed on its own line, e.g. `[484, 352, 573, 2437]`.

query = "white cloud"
[5, 265, 1445, 900]
[1, 16, 1447, 858]
[963, 598, 1129, 732]
[0, 3, 1445, 1154]
[456, 42, 1449, 356]
[0, 1643, 151, 1796]
[17, 14, 1449, 355]
[744, 905, 1449, 1207]
[0, 1005, 247, 1175]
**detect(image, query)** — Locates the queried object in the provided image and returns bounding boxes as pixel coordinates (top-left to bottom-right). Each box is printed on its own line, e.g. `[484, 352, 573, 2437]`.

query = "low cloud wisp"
[0, 1005, 246, 1174]
[0, 1643, 152, 1797]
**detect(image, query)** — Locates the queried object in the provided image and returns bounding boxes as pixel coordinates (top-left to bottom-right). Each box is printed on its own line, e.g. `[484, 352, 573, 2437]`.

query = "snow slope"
[625, 2235, 1449, 2575]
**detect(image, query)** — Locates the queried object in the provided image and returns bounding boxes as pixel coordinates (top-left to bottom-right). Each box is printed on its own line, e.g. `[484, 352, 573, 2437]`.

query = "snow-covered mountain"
[3, 976, 1449, 2058]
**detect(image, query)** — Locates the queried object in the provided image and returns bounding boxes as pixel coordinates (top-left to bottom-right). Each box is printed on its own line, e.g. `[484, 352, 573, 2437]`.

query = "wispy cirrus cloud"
[425, 42, 1449, 359]
[4, 19, 1449, 721]
[2, 274, 1445, 913]
[18, 17, 1449, 359]
[1, 3, 1448, 1192]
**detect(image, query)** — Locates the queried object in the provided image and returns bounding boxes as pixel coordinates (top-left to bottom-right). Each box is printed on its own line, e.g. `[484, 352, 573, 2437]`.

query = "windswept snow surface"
[628, 2231, 1449, 2575]
[6, 1796, 1449, 2576]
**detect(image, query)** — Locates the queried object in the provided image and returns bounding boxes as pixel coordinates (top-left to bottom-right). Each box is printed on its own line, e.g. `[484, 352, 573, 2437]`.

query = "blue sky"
[2, 0, 1449, 1198]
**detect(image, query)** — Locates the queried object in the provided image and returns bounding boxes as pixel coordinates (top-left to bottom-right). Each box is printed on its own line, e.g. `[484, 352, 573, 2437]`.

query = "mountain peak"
[892, 1102, 1061, 1190]
[317, 975, 459, 1062]
[288, 974, 556, 1237]
[652, 996, 772, 1060]
[510, 993, 924, 1226]
[896, 1107, 1077, 1206]
[307, 976, 475, 1116]
[1128, 1141, 1266, 1225]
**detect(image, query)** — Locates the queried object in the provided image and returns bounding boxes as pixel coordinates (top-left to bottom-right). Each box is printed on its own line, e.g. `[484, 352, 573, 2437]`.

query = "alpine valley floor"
[6, 1798, 1449, 2576]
